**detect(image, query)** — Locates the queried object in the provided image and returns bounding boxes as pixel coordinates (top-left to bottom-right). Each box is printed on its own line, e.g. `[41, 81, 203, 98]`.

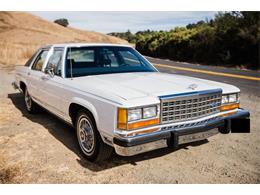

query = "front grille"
[160, 89, 222, 124]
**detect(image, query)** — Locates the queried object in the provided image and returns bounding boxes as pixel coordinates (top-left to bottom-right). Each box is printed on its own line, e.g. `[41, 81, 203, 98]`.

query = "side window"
[32, 50, 49, 71]
[46, 49, 64, 76]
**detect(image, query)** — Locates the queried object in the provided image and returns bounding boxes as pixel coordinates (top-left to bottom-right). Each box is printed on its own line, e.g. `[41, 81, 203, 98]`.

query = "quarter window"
[31, 50, 49, 71]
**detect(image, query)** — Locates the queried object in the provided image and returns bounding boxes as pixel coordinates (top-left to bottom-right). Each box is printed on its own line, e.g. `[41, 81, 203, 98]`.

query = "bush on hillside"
[54, 18, 69, 27]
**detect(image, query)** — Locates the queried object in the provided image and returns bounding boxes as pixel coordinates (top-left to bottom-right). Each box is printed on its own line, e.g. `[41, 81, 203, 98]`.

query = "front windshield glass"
[65, 46, 157, 77]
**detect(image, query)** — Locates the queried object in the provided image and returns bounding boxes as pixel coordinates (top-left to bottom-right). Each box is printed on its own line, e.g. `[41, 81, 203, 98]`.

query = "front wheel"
[76, 110, 113, 162]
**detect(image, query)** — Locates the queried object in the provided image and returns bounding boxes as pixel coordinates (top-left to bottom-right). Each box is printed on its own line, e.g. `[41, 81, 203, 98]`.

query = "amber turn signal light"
[117, 108, 127, 130]
[220, 103, 239, 112]
[127, 118, 160, 130]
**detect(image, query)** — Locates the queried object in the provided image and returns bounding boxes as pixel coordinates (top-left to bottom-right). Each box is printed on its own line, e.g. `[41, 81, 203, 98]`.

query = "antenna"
[69, 47, 73, 80]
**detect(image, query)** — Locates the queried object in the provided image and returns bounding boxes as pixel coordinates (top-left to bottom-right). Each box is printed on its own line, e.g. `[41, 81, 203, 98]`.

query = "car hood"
[70, 72, 240, 101]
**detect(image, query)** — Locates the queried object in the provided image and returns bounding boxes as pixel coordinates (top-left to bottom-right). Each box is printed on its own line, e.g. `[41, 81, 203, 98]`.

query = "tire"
[76, 110, 113, 162]
[24, 87, 39, 114]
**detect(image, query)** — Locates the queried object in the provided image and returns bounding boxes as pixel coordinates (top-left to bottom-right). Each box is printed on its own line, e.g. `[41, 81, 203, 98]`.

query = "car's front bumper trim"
[114, 139, 168, 156]
[114, 109, 250, 156]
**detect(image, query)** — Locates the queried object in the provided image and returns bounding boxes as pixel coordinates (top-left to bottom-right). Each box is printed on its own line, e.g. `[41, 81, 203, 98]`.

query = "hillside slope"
[0, 12, 127, 68]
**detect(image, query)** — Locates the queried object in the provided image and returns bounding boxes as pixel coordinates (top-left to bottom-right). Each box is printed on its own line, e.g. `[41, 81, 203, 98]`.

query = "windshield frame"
[64, 46, 158, 78]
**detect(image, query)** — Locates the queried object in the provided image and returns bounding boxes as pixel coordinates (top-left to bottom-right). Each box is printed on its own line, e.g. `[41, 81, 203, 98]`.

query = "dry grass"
[0, 11, 127, 68]
[0, 42, 38, 66]
[0, 152, 23, 183]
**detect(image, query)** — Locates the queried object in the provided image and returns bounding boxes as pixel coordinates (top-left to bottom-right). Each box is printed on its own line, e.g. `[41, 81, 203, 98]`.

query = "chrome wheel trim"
[77, 117, 95, 155]
[25, 89, 32, 111]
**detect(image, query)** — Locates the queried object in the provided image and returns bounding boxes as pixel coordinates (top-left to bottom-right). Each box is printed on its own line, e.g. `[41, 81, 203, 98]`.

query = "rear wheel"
[76, 110, 113, 162]
[24, 88, 39, 114]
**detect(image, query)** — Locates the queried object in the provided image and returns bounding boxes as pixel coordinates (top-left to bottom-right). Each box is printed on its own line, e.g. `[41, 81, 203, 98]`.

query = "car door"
[27, 49, 49, 102]
[40, 48, 66, 118]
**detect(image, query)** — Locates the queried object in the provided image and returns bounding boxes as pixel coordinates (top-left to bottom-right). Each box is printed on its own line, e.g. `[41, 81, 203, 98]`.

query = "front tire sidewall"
[76, 112, 98, 161]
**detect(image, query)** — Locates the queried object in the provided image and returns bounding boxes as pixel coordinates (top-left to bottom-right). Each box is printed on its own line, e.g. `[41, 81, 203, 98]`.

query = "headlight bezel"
[117, 104, 160, 130]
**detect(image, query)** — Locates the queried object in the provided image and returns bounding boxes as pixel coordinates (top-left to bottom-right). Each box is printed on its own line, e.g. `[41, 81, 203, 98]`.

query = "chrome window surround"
[159, 89, 222, 124]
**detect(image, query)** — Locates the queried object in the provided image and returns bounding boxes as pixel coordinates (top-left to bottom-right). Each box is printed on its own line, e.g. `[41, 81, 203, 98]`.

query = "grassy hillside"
[0, 12, 127, 68]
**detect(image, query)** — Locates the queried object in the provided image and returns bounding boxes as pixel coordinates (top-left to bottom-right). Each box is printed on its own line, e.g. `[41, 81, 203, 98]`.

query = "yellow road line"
[154, 63, 260, 81]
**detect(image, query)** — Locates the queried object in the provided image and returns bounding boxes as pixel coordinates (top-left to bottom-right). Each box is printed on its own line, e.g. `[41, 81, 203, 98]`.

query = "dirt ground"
[0, 68, 260, 184]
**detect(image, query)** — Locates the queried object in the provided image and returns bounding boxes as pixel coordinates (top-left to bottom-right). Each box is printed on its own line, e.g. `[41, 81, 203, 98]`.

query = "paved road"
[146, 57, 260, 97]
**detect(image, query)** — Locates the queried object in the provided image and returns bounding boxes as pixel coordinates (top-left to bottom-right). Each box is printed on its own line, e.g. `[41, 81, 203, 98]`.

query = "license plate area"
[178, 128, 219, 144]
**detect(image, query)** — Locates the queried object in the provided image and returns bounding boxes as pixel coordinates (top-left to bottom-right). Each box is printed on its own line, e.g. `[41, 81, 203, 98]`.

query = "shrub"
[112, 12, 260, 69]
[54, 18, 69, 27]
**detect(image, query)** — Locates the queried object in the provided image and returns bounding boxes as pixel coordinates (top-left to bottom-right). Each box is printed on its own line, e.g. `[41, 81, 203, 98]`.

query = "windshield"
[65, 46, 157, 77]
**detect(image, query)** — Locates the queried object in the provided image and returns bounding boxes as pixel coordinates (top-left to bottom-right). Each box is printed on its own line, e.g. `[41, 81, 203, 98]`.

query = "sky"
[31, 11, 217, 33]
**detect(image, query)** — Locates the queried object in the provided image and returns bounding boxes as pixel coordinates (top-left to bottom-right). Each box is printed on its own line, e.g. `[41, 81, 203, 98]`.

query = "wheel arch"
[19, 81, 27, 93]
[68, 98, 99, 128]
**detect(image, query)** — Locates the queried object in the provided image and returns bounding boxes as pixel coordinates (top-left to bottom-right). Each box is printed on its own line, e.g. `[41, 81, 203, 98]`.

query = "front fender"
[70, 97, 99, 126]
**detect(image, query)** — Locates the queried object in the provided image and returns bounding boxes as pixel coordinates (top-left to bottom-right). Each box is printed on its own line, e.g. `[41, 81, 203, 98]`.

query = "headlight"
[143, 106, 157, 119]
[128, 108, 142, 122]
[118, 105, 160, 130]
[221, 95, 229, 104]
[222, 93, 239, 104]
[229, 94, 238, 103]
[220, 93, 240, 112]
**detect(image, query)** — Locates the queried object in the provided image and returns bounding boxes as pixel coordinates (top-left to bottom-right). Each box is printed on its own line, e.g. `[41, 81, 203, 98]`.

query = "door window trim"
[46, 48, 65, 77]
[31, 49, 50, 72]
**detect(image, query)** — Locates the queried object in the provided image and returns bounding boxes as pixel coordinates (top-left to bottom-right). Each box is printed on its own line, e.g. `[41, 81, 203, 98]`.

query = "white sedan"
[13, 43, 250, 162]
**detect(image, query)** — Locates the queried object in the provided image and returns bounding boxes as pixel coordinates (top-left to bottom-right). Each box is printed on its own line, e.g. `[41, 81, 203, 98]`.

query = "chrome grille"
[160, 89, 222, 124]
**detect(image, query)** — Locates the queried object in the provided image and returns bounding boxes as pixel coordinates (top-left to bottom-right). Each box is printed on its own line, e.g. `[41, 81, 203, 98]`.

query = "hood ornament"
[188, 84, 198, 90]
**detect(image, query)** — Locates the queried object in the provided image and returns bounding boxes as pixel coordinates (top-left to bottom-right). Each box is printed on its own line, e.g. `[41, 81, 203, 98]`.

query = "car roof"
[41, 43, 132, 49]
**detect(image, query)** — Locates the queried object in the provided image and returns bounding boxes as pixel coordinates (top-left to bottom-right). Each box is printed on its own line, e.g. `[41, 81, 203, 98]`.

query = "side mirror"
[45, 65, 55, 78]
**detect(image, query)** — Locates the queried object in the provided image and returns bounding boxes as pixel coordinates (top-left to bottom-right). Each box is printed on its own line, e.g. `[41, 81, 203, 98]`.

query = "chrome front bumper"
[114, 109, 250, 156]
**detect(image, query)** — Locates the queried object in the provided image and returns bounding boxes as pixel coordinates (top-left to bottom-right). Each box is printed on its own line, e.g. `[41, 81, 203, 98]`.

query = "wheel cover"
[25, 90, 32, 110]
[78, 117, 95, 154]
